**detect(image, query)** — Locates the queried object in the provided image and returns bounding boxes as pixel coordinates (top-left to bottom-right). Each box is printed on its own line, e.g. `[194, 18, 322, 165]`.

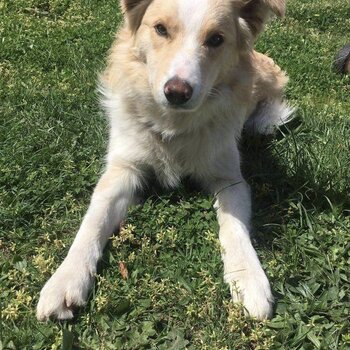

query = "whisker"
[208, 87, 222, 98]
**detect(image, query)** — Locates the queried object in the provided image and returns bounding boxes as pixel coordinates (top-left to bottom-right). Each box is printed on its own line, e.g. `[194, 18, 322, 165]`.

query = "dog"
[37, 0, 293, 321]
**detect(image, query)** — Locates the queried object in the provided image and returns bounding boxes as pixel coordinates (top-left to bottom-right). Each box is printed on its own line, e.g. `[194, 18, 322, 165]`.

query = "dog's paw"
[36, 260, 93, 321]
[225, 268, 273, 320]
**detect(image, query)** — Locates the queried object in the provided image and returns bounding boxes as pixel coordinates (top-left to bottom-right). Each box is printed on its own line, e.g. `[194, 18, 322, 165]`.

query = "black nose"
[164, 77, 193, 105]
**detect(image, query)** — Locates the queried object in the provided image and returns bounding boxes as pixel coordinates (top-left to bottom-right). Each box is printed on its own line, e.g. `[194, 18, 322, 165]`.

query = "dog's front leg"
[37, 164, 141, 321]
[214, 179, 273, 320]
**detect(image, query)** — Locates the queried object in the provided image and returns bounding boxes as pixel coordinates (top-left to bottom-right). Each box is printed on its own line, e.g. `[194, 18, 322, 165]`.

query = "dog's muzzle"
[164, 77, 193, 106]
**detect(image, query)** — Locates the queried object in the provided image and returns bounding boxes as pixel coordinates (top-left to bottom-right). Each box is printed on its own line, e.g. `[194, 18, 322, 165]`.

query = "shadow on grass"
[241, 121, 349, 248]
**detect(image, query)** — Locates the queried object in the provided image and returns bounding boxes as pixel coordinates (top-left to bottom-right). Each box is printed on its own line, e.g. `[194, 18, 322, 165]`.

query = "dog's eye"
[205, 33, 224, 48]
[155, 24, 168, 37]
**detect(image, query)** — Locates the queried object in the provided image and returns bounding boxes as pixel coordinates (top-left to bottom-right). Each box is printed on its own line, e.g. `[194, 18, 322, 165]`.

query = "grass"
[0, 0, 349, 348]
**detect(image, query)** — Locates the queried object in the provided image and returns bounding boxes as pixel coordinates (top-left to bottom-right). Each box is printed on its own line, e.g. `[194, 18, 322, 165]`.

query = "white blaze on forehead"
[178, 0, 210, 34]
[166, 0, 210, 86]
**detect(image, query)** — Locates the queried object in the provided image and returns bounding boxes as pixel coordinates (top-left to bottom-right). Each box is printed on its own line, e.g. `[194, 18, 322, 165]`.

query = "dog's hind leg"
[245, 51, 295, 135]
[37, 163, 142, 321]
[245, 98, 294, 135]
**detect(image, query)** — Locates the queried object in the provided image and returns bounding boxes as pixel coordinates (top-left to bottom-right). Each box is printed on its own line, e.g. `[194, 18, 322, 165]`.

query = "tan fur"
[103, 0, 287, 130]
[37, 0, 292, 322]
[120, 0, 153, 32]
[237, 0, 285, 38]
[251, 50, 288, 106]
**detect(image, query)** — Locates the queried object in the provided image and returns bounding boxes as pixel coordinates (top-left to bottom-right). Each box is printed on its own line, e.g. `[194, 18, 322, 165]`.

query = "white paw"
[36, 259, 93, 321]
[225, 268, 274, 320]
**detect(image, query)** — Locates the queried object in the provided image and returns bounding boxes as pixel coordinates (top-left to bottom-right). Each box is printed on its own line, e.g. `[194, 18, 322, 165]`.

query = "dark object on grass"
[333, 44, 350, 74]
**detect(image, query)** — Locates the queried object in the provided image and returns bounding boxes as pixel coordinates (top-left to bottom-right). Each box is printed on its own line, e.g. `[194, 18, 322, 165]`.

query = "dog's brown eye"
[205, 33, 224, 48]
[155, 24, 168, 37]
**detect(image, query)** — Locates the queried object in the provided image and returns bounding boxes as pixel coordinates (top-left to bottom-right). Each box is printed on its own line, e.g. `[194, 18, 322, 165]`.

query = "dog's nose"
[164, 77, 193, 105]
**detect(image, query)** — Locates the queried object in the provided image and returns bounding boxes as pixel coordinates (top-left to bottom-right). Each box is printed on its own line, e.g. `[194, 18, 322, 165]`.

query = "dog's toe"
[226, 269, 274, 320]
[36, 262, 92, 321]
[36, 297, 74, 322]
[241, 285, 274, 320]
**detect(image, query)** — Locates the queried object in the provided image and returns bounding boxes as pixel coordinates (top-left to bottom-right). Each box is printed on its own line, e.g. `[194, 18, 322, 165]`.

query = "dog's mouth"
[164, 102, 199, 113]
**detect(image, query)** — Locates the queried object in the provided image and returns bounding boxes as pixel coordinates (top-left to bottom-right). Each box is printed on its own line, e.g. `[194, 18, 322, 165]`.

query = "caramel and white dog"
[37, 0, 293, 321]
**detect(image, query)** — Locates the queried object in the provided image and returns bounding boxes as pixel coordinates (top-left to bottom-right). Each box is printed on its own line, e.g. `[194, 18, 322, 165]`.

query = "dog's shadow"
[241, 123, 349, 249]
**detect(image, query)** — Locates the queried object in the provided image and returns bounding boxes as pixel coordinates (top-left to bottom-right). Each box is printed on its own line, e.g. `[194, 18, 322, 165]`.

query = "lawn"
[0, 0, 349, 349]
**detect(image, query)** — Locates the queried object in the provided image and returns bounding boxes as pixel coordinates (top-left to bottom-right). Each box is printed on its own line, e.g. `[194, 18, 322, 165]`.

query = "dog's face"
[121, 0, 285, 112]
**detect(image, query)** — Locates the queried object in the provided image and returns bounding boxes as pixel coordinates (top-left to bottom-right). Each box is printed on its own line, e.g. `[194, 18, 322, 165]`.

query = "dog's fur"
[37, 0, 293, 321]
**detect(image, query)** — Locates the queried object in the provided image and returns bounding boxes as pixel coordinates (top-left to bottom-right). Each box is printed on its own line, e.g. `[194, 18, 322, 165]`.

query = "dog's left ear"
[120, 0, 153, 33]
[238, 0, 286, 37]
[262, 0, 285, 17]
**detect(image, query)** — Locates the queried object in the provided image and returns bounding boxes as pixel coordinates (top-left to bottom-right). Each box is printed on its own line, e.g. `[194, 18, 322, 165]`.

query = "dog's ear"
[238, 0, 285, 37]
[120, 0, 153, 33]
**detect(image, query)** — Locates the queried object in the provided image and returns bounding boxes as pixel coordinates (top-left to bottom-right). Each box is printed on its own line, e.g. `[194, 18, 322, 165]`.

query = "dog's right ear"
[120, 0, 153, 33]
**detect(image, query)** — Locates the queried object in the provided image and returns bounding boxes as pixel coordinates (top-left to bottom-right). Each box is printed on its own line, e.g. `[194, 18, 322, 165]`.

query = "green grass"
[1, 0, 349, 349]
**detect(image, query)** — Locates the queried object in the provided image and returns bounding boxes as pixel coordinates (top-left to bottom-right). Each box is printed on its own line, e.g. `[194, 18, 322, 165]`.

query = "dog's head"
[121, 0, 285, 111]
